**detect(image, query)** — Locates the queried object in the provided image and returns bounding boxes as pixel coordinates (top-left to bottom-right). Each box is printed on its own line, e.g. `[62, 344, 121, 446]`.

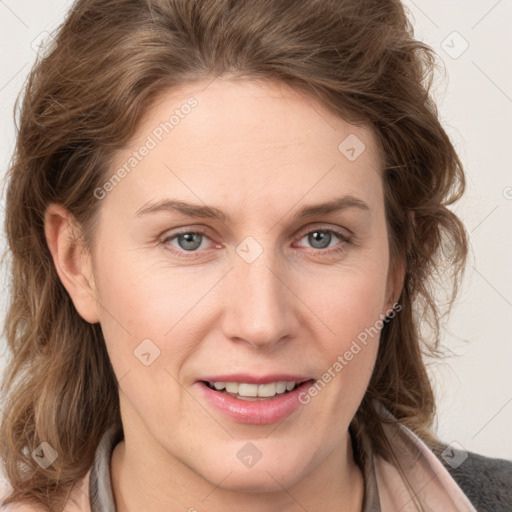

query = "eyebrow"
[134, 195, 370, 222]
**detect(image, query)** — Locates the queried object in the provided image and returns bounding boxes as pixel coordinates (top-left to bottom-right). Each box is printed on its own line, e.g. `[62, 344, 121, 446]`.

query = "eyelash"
[160, 227, 353, 259]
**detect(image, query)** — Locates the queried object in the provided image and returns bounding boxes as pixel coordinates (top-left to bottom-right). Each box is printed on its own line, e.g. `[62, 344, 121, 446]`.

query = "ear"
[384, 257, 406, 313]
[383, 211, 414, 313]
[44, 204, 100, 324]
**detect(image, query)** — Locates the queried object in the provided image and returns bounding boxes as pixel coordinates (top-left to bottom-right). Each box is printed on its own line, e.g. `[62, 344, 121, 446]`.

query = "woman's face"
[79, 78, 400, 493]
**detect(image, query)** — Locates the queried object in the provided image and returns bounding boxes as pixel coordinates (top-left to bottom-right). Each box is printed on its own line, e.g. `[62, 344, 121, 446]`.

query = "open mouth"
[201, 379, 313, 401]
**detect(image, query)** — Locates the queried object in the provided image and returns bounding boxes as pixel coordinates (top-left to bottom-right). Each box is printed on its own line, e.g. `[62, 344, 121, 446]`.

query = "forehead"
[105, 77, 384, 219]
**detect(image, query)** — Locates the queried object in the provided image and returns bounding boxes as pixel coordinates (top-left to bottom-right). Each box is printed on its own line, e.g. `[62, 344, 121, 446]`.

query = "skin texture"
[45, 77, 403, 512]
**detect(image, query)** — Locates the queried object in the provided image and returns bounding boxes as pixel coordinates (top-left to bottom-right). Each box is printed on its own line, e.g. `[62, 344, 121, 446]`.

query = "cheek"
[93, 244, 207, 335]
[307, 255, 389, 339]
[304, 253, 389, 395]
[323, 286, 383, 387]
[91, 246, 228, 403]
[92, 253, 192, 426]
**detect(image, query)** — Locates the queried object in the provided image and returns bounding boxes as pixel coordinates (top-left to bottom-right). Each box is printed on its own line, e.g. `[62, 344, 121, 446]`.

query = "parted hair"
[1, 0, 467, 509]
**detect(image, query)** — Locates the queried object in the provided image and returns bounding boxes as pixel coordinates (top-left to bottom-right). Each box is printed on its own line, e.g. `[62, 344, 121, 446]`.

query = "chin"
[191, 444, 311, 493]
[210, 465, 304, 494]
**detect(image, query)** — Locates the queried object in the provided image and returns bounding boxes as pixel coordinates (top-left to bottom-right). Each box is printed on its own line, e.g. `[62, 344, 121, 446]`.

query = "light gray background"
[0, 0, 510, 472]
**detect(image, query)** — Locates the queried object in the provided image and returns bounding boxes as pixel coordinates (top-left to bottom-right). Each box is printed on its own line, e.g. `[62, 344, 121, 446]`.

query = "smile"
[197, 377, 314, 424]
[205, 380, 301, 400]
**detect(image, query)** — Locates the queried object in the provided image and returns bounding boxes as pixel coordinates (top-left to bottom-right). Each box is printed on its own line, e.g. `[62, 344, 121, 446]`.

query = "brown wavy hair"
[1, 0, 467, 509]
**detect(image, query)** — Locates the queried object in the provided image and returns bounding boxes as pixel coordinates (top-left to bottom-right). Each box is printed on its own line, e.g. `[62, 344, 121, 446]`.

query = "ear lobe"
[44, 204, 100, 324]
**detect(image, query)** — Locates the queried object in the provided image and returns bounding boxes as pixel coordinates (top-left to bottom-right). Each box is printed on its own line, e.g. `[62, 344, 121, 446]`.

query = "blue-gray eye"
[307, 230, 334, 249]
[175, 232, 203, 251]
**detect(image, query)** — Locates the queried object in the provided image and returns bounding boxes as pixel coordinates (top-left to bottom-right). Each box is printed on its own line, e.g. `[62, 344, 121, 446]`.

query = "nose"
[220, 243, 298, 350]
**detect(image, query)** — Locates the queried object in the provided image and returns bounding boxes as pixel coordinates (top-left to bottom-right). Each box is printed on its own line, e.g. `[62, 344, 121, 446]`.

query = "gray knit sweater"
[440, 446, 512, 511]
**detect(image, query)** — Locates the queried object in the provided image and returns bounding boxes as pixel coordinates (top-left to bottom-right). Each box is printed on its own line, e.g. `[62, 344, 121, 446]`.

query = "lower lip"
[196, 381, 313, 425]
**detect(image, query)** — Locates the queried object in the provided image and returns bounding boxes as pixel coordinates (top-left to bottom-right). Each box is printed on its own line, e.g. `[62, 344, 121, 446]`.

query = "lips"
[199, 374, 312, 385]
[196, 374, 314, 424]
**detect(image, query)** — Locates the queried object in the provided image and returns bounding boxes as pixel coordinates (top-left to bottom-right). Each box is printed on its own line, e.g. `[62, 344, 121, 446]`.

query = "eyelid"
[160, 223, 353, 257]
[161, 223, 351, 243]
[160, 227, 220, 252]
[294, 223, 353, 240]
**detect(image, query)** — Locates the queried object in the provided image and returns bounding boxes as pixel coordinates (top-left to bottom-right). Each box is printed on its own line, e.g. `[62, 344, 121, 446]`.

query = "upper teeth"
[211, 381, 297, 397]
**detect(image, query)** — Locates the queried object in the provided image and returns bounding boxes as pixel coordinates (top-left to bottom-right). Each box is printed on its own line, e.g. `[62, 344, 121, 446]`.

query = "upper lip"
[199, 374, 313, 385]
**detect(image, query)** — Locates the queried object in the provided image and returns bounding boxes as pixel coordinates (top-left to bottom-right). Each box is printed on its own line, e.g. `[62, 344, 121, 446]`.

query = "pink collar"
[368, 402, 477, 512]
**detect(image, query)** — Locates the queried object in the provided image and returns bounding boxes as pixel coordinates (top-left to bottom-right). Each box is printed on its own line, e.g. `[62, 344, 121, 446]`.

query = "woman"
[1, 0, 511, 511]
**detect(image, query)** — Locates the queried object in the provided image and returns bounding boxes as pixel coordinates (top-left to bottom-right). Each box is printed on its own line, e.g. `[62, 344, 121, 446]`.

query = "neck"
[110, 417, 364, 512]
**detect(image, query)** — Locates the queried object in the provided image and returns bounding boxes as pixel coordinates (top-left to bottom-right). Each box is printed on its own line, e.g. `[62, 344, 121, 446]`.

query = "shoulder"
[437, 446, 512, 510]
